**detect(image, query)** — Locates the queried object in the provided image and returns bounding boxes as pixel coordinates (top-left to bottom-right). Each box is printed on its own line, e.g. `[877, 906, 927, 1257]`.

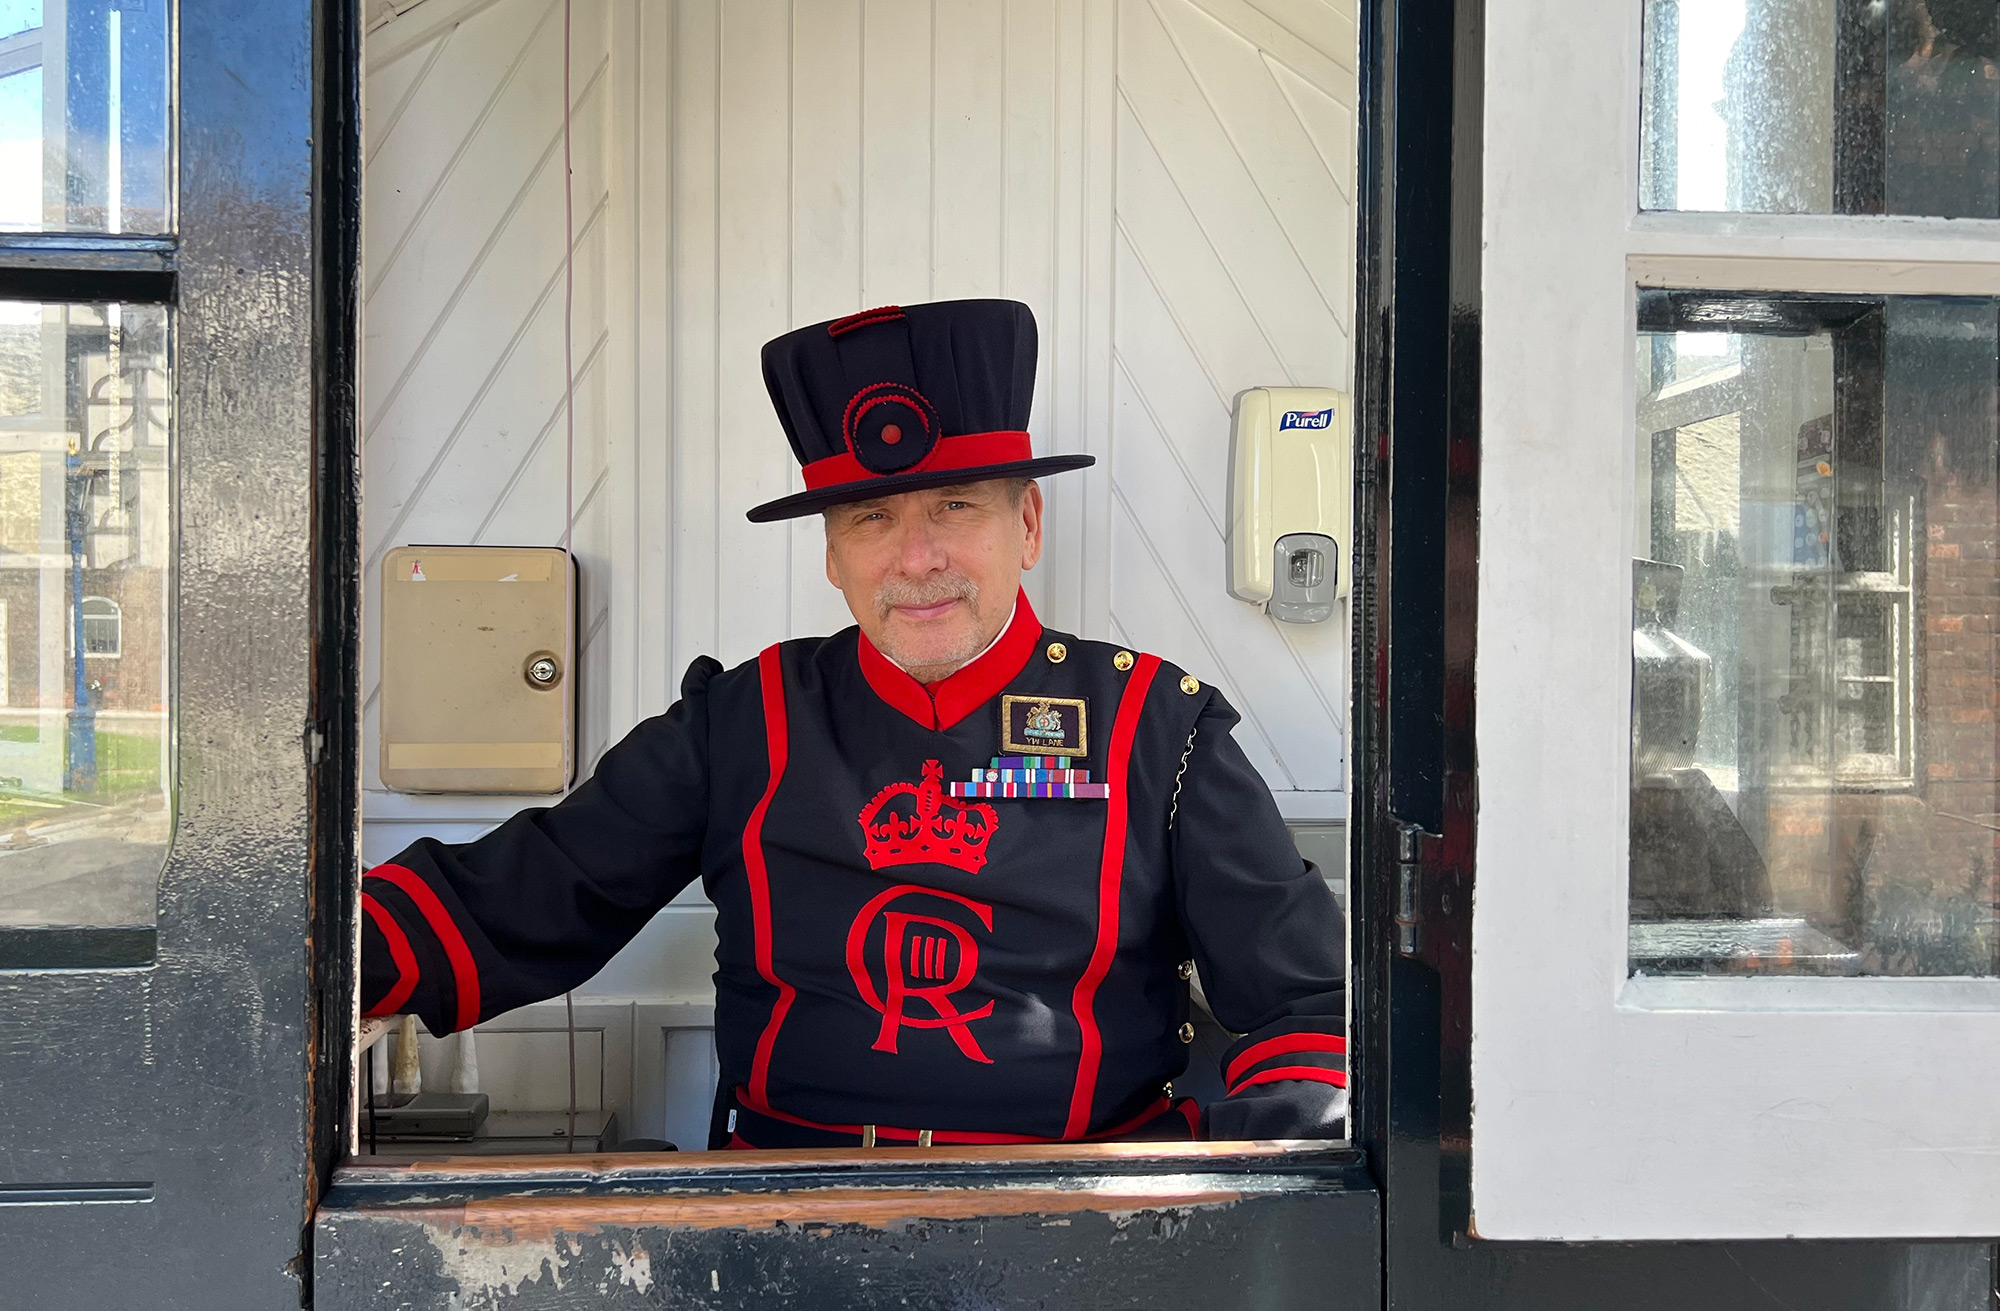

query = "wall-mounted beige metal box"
[378, 546, 574, 794]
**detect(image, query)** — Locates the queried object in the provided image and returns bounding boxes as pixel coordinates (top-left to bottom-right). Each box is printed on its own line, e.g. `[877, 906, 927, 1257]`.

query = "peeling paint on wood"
[314, 1150, 1380, 1309]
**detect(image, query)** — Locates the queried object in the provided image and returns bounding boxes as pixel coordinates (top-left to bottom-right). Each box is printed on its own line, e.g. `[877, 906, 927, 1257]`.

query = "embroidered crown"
[859, 759, 998, 875]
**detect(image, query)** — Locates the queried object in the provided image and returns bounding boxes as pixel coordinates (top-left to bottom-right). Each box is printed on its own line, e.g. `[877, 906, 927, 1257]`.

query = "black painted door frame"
[1353, 0, 2000, 1304]
[0, 0, 360, 1305]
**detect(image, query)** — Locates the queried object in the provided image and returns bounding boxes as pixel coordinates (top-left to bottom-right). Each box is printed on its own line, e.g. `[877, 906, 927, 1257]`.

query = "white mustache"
[875, 574, 979, 618]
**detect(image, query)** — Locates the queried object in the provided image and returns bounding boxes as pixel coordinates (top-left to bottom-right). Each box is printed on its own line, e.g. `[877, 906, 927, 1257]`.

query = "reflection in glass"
[0, 301, 170, 931]
[0, 0, 170, 233]
[1641, 0, 2000, 216]
[1631, 291, 2000, 977]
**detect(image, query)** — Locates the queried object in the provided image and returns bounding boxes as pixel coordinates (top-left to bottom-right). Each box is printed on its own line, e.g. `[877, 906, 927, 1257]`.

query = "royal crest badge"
[999, 693, 1087, 757]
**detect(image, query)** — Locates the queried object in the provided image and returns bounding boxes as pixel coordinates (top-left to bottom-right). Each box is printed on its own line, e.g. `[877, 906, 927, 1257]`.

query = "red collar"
[857, 589, 1041, 731]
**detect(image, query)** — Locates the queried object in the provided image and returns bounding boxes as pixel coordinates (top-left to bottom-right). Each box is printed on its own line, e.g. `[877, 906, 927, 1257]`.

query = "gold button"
[1178, 1022, 1195, 1043]
[1046, 641, 1067, 663]
[1177, 959, 1194, 980]
[1180, 675, 1201, 695]
[1113, 650, 1134, 672]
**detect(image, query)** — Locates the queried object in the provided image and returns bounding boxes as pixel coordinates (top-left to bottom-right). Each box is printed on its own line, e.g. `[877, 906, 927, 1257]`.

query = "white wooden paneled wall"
[1111, 0, 1355, 806]
[361, 0, 1356, 1007]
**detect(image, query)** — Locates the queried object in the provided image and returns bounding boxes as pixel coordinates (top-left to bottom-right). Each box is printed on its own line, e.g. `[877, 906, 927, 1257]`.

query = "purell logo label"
[1279, 406, 1334, 431]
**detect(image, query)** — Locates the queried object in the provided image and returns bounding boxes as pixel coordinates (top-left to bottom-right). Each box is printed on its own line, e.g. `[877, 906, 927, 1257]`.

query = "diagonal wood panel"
[361, 0, 625, 796]
[1152, 0, 1353, 334]
[1112, 0, 1356, 806]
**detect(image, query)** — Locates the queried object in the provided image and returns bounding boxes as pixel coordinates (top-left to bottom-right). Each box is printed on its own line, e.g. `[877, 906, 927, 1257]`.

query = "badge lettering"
[844, 885, 995, 1063]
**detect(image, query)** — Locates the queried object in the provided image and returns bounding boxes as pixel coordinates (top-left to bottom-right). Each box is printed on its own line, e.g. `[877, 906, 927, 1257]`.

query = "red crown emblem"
[859, 760, 998, 875]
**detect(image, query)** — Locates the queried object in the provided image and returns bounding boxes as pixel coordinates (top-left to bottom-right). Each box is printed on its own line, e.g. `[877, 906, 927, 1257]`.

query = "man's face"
[824, 479, 1044, 681]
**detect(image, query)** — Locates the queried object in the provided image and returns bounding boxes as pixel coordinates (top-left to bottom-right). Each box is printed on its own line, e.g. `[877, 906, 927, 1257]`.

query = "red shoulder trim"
[744, 644, 798, 1108]
[1062, 652, 1160, 1138]
[365, 864, 480, 1032]
[1224, 1032, 1348, 1092]
[360, 893, 419, 1018]
[1228, 1065, 1349, 1093]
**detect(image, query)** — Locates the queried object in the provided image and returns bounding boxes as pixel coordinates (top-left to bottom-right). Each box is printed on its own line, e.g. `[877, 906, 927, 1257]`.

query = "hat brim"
[744, 454, 1096, 523]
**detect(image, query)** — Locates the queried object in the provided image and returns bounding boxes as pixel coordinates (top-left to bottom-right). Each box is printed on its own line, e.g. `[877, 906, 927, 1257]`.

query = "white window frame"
[1475, 0, 2000, 1241]
[81, 594, 119, 657]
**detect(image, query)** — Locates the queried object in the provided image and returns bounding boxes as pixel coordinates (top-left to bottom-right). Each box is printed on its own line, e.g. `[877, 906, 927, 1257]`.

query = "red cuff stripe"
[1229, 1065, 1349, 1093]
[360, 893, 419, 1018]
[365, 864, 481, 1032]
[1225, 1032, 1348, 1091]
[800, 430, 1033, 491]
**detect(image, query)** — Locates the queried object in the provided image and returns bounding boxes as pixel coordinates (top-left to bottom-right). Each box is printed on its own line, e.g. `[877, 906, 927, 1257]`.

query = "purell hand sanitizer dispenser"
[1227, 387, 1353, 623]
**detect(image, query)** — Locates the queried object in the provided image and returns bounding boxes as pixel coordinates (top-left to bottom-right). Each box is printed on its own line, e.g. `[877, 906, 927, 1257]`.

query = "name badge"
[1000, 694, 1087, 757]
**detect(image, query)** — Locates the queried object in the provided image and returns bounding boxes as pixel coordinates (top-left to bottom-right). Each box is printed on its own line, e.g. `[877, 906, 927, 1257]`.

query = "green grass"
[0, 727, 164, 825]
[94, 731, 162, 795]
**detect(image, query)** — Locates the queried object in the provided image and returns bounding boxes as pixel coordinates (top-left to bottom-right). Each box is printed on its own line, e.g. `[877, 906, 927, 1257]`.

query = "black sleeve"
[360, 656, 723, 1036]
[1169, 690, 1349, 1140]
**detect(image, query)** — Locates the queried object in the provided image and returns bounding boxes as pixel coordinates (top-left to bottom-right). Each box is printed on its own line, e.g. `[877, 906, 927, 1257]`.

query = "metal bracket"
[1394, 822, 1436, 957]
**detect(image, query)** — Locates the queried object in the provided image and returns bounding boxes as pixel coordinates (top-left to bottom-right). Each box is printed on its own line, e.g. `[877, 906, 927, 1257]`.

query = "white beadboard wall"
[361, 0, 1356, 1007]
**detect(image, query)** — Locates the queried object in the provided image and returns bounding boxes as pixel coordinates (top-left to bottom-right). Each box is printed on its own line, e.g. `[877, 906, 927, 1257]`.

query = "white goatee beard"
[873, 574, 984, 676]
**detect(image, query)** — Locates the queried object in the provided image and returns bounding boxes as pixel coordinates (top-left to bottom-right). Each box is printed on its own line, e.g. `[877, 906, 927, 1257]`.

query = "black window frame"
[309, 0, 1394, 1277]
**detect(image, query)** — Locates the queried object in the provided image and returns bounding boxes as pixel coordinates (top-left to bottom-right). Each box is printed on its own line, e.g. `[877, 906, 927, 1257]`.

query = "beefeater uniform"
[360, 300, 1349, 1147]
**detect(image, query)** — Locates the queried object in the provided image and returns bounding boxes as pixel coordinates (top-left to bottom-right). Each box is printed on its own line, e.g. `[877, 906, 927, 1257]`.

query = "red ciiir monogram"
[858, 759, 997, 874]
[845, 885, 995, 1063]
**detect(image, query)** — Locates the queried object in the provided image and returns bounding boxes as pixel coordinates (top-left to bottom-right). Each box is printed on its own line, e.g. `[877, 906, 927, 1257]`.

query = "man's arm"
[1169, 690, 1349, 1139]
[361, 656, 724, 1036]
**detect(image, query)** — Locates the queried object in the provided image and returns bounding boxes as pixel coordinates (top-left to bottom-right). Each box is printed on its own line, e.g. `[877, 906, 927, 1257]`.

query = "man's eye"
[942, 500, 971, 511]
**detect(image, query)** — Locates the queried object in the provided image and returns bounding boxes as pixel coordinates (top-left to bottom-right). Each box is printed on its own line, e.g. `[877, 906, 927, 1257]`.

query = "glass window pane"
[1631, 290, 2000, 977]
[0, 0, 170, 233]
[0, 300, 170, 932]
[1641, 0, 2000, 216]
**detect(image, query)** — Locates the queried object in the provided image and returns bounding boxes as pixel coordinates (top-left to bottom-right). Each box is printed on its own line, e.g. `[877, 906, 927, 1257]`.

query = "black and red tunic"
[360, 593, 1348, 1146]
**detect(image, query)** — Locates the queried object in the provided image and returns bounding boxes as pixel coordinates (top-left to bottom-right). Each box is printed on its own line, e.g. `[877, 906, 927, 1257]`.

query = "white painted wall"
[359, 0, 1356, 1089]
[1109, 0, 1355, 807]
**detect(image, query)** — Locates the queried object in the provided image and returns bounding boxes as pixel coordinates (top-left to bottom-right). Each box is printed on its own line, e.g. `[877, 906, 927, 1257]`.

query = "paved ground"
[0, 799, 171, 926]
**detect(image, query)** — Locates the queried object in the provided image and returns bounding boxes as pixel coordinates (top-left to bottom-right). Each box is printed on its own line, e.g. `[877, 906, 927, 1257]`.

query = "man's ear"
[824, 532, 841, 589]
[1020, 481, 1045, 571]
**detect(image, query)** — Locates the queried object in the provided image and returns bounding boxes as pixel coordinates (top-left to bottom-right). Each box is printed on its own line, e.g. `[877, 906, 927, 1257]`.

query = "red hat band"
[801, 430, 1035, 493]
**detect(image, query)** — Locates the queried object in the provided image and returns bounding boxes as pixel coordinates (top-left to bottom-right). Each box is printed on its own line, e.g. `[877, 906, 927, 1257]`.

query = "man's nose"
[893, 516, 950, 574]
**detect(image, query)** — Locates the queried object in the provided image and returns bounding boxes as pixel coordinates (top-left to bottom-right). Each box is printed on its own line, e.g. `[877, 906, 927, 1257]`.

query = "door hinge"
[1395, 822, 1437, 957]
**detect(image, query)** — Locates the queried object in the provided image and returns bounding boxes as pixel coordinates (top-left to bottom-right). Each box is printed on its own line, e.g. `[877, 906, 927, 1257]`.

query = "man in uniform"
[360, 299, 1348, 1148]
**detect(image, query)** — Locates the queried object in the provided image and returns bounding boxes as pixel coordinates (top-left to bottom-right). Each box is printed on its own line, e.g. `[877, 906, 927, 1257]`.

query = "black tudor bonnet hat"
[746, 298, 1094, 523]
